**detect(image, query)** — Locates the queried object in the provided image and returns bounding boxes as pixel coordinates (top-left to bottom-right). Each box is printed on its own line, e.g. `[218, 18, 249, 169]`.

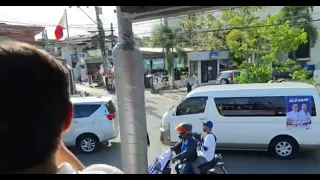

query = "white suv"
[63, 96, 119, 154]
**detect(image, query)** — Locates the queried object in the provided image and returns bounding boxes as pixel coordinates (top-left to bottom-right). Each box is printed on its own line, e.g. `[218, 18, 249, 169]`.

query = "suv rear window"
[74, 104, 101, 118]
[106, 100, 116, 114]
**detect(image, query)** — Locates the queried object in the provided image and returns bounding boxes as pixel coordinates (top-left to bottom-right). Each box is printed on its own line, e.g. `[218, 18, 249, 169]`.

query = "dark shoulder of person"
[192, 132, 201, 142]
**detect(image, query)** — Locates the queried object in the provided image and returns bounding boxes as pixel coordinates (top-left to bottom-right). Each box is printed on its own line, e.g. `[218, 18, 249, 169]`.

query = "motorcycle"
[148, 148, 228, 174]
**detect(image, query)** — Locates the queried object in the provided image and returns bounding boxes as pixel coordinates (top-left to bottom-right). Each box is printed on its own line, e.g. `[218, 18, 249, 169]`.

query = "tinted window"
[176, 97, 208, 116]
[106, 100, 116, 114]
[73, 104, 101, 118]
[217, 72, 231, 79]
[214, 96, 316, 117]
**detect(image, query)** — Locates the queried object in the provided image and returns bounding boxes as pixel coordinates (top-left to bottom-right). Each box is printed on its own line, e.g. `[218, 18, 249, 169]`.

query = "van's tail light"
[107, 114, 116, 121]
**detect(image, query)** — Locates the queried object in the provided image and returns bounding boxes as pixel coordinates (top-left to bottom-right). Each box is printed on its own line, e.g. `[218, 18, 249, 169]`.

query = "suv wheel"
[76, 134, 100, 154]
[269, 136, 298, 160]
[220, 78, 230, 84]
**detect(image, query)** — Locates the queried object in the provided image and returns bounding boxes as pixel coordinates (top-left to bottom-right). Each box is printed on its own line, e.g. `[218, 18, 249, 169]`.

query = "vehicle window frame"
[214, 96, 316, 117]
[176, 96, 208, 116]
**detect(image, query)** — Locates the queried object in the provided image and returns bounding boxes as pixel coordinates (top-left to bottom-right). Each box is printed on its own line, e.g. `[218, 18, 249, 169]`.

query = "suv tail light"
[107, 113, 116, 121]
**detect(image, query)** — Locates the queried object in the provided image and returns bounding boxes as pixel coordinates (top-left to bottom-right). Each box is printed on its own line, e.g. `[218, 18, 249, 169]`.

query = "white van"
[160, 82, 320, 159]
[63, 96, 119, 154]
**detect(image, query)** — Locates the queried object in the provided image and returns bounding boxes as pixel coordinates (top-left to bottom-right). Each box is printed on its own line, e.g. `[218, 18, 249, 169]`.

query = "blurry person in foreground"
[0, 41, 124, 174]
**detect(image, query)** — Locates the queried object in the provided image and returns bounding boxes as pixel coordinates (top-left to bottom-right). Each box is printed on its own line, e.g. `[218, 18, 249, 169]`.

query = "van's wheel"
[76, 134, 100, 154]
[269, 136, 299, 160]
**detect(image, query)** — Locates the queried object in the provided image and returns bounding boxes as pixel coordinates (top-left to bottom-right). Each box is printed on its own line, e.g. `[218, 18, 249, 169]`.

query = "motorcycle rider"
[170, 123, 198, 174]
[192, 121, 216, 174]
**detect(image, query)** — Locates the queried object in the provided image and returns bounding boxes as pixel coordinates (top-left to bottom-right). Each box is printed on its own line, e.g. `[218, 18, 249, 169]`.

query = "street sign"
[209, 52, 219, 59]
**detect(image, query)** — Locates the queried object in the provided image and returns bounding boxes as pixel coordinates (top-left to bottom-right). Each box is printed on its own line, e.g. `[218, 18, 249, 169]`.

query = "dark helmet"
[175, 123, 192, 136]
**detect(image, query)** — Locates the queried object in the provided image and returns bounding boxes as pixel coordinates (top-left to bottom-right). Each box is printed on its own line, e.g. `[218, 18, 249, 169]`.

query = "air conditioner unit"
[81, 53, 87, 58]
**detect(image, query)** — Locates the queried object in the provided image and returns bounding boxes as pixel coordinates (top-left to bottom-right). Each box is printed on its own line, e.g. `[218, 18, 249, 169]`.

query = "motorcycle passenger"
[170, 123, 198, 174]
[192, 121, 216, 174]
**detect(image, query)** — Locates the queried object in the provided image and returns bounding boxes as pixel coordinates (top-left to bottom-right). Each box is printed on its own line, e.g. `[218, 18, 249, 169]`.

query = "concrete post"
[112, 6, 148, 174]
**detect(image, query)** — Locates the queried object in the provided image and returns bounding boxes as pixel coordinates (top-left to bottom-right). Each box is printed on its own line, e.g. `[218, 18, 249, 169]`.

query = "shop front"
[188, 51, 230, 85]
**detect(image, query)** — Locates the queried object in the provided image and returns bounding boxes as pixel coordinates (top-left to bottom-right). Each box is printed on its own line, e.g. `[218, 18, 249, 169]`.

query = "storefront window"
[189, 61, 198, 76]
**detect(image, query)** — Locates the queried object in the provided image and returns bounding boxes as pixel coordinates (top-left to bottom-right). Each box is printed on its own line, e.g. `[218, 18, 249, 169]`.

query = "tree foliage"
[181, 7, 262, 52]
[149, 26, 188, 74]
[281, 6, 318, 48]
[230, 13, 311, 83]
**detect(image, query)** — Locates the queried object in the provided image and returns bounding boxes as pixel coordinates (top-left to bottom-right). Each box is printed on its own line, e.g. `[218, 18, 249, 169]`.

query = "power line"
[134, 13, 320, 37]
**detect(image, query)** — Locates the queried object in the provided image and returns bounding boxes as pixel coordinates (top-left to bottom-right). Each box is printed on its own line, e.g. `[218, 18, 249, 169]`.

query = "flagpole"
[64, 9, 72, 95]
[64, 9, 71, 47]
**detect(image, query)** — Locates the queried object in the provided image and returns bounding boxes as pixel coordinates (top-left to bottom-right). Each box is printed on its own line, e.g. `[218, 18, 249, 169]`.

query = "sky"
[0, 6, 159, 40]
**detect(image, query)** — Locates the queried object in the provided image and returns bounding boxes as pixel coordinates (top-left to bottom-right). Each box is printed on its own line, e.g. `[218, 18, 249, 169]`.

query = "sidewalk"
[77, 82, 187, 101]
[156, 87, 187, 101]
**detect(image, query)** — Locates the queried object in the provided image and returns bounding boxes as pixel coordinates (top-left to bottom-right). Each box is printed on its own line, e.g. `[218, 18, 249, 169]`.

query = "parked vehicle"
[160, 82, 320, 159]
[216, 70, 242, 84]
[148, 148, 227, 174]
[63, 96, 119, 154]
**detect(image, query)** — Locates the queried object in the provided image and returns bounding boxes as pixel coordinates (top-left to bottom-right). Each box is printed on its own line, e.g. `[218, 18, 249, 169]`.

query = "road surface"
[74, 84, 320, 174]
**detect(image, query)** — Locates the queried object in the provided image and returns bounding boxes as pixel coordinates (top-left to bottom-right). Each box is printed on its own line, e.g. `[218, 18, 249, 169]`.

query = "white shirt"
[198, 133, 216, 161]
[298, 110, 311, 123]
[286, 111, 300, 121]
[57, 163, 124, 174]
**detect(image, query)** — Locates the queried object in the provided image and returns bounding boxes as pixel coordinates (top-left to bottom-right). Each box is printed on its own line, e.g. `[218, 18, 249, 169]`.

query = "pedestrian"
[0, 41, 124, 174]
[192, 74, 199, 89]
[112, 78, 116, 93]
[78, 75, 82, 83]
[108, 75, 113, 92]
[187, 75, 193, 93]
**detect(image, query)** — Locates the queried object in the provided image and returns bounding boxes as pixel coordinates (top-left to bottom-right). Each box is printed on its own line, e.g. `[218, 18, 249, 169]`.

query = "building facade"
[0, 23, 45, 45]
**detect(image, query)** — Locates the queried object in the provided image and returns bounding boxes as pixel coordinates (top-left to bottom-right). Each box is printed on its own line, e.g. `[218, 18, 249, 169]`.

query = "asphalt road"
[74, 84, 320, 174]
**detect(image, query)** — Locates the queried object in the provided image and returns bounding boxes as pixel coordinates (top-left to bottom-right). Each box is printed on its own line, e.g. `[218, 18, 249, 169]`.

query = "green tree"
[281, 6, 317, 48]
[181, 7, 262, 65]
[149, 26, 188, 88]
[229, 12, 311, 83]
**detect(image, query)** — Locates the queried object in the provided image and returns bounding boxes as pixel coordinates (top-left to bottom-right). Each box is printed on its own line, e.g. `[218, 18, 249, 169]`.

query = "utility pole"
[110, 23, 115, 48]
[113, 6, 148, 174]
[161, 18, 168, 71]
[94, 6, 110, 75]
